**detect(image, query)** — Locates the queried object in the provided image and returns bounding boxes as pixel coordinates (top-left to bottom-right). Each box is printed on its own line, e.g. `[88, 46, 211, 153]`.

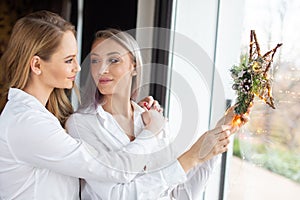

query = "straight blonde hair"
[0, 10, 76, 127]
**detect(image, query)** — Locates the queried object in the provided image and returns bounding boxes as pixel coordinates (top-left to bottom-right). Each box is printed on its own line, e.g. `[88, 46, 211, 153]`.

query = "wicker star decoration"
[230, 30, 282, 125]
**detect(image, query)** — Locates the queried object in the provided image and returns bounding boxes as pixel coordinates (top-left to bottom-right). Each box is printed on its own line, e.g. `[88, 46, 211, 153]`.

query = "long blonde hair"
[0, 10, 75, 127]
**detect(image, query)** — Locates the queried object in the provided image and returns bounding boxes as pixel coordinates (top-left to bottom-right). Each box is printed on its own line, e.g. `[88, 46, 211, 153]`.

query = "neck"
[102, 93, 135, 141]
[102, 94, 133, 117]
[23, 80, 53, 106]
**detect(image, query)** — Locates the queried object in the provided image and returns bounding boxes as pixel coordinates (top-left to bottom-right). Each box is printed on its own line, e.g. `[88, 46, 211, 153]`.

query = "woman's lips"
[99, 78, 113, 84]
[68, 76, 76, 81]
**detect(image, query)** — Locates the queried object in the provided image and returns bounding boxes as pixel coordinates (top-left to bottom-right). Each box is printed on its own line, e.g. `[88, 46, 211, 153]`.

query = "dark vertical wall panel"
[150, 0, 173, 109]
[80, 0, 138, 84]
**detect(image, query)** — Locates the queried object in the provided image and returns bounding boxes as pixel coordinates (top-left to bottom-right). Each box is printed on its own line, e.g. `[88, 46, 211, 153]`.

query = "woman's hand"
[216, 106, 250, 135]
[178, 125, 231, 172]
[141, 109, 166, 135]
[197, 125, 231, 160]
[215, 106, 236, 127]
[138, 96, 163, 112]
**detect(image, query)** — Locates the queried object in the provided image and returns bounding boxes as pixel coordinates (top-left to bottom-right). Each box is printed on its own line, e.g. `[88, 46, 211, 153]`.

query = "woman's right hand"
[178, 125, 231, 172]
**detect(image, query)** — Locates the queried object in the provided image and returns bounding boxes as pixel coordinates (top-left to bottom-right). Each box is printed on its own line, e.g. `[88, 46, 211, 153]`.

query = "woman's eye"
[91, 59, 101, 64]
[65, 58, 73, 64]
[109, 57, 120, 64]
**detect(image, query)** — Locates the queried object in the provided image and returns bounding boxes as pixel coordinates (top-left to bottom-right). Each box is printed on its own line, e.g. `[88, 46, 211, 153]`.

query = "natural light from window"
[227, 0, 300, 199]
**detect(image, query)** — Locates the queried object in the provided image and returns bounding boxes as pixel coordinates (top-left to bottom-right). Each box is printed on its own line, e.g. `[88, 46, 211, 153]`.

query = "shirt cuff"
[161, 160, 187, 186]
[203, 154, 221, 170]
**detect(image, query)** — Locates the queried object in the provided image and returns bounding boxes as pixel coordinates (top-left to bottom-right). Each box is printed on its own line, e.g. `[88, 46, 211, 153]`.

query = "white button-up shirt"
[66, 102, 220, 200]
[0, 88, 155, 200]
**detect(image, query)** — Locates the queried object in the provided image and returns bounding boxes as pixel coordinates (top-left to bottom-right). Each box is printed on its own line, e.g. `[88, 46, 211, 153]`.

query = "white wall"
[168, 1, 220, 198]
[168, 0, 245, 199]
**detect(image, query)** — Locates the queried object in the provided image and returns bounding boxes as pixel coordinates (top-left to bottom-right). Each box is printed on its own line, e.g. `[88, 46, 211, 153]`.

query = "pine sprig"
[230, 54, 254, 115]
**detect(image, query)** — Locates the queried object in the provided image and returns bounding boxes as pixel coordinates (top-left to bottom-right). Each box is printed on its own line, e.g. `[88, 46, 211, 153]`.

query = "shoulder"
[67, 107, 98, 126]
[4, 88, 60, 126]
[66, 110, 99, 138]
[67, 103, 98, 127]
[1, 101, 66, 147]
[3, 99, 60, 128]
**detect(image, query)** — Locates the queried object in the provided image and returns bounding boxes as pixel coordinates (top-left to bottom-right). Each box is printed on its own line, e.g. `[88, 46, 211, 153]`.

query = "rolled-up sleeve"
[171, 155, 221, 199]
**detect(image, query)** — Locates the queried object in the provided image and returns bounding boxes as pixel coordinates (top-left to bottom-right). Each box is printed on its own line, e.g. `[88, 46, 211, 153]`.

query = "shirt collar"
[76, 100, 146, 138]
[96, 101, 145, 139]
[8, 88, 48, 113]
[95, 101, 145, 122]
[76, 100, 145, 115]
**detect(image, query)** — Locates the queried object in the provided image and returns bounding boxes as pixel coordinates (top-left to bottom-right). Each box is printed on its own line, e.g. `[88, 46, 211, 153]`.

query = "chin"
[66, 85, 73, 89]
[62, 83, 73, 89]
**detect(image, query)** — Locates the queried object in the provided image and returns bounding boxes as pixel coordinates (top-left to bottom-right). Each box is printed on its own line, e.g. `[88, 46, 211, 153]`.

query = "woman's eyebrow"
[107, 52, 121, 56]
[90, 52, 100, 57]
[64, 54, 76, 59]
[90, 52, 121, 57]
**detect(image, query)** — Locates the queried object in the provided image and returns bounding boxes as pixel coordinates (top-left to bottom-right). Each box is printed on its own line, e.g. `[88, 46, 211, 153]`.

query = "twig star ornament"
[230, 30, 282, 126]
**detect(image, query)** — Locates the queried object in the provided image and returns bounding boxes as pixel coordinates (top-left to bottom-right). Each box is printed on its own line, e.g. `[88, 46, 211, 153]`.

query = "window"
[136, 0, 300, 199]
[227, 0, 300, 199]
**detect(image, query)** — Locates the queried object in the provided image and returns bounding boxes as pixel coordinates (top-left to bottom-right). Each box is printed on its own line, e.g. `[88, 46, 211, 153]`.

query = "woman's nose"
[73, 59, 81, 72]
[98, 63, 109, 74]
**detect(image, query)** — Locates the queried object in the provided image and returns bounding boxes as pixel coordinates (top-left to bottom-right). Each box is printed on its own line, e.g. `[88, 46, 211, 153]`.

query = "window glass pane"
[228, 0, 300, 199]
